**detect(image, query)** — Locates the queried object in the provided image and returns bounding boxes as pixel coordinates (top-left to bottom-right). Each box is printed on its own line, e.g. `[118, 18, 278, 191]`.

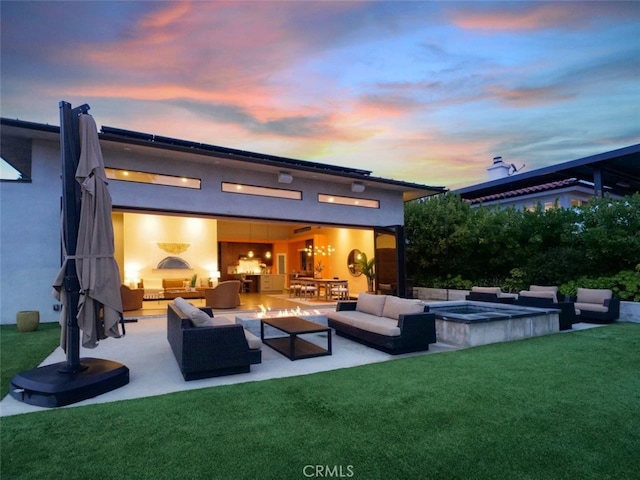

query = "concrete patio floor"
[1, 306, 460, 417]
[1, 298, 604, 418]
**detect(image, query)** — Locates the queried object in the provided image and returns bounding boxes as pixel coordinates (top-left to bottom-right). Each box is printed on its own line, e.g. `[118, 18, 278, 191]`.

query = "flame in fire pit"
[255, 304, 321, 318]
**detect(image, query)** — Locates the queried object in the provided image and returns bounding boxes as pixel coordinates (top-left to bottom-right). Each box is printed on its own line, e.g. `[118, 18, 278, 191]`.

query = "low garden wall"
[413, 287, 640, 323]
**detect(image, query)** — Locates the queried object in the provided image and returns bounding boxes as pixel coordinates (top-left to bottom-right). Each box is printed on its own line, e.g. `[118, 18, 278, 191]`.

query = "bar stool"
[240, 274, 253, 293]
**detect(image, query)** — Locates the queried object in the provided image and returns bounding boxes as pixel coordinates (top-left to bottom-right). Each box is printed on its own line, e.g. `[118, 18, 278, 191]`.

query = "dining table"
[295, 277, 349, 300]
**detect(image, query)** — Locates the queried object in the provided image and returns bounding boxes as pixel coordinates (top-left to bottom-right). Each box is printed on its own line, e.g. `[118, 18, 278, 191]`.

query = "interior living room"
[114, 210, 376, 313]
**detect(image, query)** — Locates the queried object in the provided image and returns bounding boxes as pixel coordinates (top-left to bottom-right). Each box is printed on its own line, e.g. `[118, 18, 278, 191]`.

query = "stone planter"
[16, 310, 40, 332]
[620, 301, 640, 323]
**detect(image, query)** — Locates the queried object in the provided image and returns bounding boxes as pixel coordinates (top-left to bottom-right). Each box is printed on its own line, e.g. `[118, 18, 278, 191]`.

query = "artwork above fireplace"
[157, 256, 191, 269]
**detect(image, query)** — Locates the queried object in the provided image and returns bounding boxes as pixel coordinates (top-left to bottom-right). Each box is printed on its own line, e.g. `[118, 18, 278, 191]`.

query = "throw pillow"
[356, 292, 387, 317]
[381, 296, 425, 320]
[174, 297, 211, 326]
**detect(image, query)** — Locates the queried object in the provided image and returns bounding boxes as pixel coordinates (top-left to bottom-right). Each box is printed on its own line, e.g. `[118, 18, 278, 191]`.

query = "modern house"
[454, 145, 640, 210]
[0, 112, 446, 324]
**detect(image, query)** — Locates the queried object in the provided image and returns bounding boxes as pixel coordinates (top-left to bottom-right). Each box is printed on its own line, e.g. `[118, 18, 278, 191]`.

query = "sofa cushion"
[356, 293, 387, 317]
[519, 290, 558, 303]
[329, 310, 400, 336]
[173, 297, 211, 326]
[574, 302, 609, 313]
[164, 278, 187, 289]
[530, 285, 558, 294]
[244, 331, 263, 349]
[576, 288, 612, 305]
[381, 296, 424, 320]
[471, 286, 502, 294]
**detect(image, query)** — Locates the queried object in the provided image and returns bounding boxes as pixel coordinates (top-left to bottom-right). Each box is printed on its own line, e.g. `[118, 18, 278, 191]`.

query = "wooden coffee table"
[260, 316, 332, 361]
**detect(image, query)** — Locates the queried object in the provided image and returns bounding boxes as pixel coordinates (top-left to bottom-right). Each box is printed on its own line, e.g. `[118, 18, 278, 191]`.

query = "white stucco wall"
[1, 132, 408, 324]
[1, 139, 62, 323]
[103, 145, 405, 227]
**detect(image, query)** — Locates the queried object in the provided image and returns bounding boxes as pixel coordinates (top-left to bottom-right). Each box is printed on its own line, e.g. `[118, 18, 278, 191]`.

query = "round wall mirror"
[347, 249, 362, 276]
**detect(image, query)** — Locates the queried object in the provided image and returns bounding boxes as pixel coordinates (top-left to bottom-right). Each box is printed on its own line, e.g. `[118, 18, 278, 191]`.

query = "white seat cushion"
[471, 286, 502, 294]
[519, 290, 558, 303]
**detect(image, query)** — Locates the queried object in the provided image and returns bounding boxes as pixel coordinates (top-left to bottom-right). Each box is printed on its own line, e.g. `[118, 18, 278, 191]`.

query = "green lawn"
[2, 323, 639, 480]
[0, 322, 61, 398]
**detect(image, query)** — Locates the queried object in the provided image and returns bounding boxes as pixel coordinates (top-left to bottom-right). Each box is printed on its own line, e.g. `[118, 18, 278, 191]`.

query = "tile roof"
[466, 178, 581, 204]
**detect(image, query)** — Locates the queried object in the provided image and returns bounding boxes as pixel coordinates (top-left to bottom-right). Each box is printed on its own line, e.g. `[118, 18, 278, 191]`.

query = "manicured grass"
[2, 323, 639, 479]
[0, 322, 61, 398]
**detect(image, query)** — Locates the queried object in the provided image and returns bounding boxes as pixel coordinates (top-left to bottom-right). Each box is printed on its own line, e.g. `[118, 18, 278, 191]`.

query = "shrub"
[559, 270, 640, 302]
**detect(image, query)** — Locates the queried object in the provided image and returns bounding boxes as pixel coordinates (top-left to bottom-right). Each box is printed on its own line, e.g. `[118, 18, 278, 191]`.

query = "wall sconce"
[265, 250, 272, 259]
[351, 181, 365, 193]
[209, 271, 221, 285]
[278, 171, 293, 184]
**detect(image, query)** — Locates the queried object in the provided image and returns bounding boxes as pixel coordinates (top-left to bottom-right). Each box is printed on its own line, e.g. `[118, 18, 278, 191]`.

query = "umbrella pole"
[58, 101, 90, 373]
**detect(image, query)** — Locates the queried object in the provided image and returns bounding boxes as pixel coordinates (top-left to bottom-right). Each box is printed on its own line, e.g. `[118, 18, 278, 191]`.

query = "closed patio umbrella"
[11, 102, 128, 408]
[54, 113, 123, 349]
[74, 112, 123, 347]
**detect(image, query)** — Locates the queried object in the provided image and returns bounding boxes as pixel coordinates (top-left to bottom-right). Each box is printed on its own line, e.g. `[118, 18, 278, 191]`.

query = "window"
[318, 193, 379, 209]
[221, 182, 302, 200]
[105, 168, 201, 189]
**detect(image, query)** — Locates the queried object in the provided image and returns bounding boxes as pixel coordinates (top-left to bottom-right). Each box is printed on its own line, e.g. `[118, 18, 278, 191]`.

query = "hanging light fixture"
[305, 243, 335, 256]
[247, 223, 254, 258]
[264, 224, 272, 259]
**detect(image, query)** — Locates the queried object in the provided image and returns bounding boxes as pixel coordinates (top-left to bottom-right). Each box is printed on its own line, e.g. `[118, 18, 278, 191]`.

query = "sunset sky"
[1, 1, 638, 188]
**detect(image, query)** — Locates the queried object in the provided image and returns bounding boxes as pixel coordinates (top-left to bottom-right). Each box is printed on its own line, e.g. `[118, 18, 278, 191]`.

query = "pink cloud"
[449, 2, 637, 31]
[486, 84, 576, 107]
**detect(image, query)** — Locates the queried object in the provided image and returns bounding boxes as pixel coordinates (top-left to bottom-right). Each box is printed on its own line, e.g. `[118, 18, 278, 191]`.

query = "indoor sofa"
[162, 278, 204, 300]
[327, 293, 436, 354]
[167, 297, 262, 381]
[572, 288, 620, 324]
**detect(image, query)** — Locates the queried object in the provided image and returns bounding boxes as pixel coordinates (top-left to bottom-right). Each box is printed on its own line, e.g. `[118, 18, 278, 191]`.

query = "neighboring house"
[0, 111, 445, 324]
[454, 145, 640, 210]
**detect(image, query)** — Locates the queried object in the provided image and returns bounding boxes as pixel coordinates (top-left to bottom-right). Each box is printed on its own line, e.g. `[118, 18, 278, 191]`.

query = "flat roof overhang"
[1, 117, 446, 201]
[454, 144, 640, 200]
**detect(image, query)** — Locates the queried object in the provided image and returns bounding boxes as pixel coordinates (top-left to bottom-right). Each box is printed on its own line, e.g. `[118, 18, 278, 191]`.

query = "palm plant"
[357, 252, 375, 292]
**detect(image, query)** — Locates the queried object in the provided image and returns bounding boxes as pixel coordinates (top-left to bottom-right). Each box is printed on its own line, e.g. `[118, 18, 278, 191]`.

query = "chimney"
[487, 156, 510, 180]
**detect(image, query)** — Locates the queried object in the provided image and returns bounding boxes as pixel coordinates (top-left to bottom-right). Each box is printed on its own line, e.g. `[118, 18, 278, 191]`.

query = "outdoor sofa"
[465, 286, 518, 304]
[571, 288, 620, 324]
[327, 293, 436, 354]
[515, 286, 575, 330]
[167, 297, 262, 381]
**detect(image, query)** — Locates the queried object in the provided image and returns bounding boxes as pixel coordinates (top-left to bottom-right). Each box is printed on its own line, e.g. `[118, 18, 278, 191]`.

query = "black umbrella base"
[9, 358, 129, 408]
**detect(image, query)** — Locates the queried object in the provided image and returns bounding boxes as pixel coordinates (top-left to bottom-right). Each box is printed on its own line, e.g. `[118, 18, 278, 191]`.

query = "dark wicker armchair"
[167, 303, 258, 381]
